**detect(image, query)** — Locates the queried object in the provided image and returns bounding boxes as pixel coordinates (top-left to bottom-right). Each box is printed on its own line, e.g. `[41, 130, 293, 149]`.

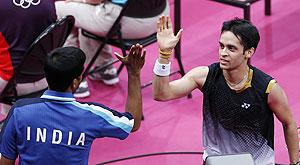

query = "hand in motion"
[157, 16, 183, 52]
[115, 44, 146, 75]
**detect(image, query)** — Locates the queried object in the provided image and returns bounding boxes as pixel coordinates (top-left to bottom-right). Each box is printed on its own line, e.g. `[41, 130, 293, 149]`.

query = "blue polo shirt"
[0, 90, 134, 164]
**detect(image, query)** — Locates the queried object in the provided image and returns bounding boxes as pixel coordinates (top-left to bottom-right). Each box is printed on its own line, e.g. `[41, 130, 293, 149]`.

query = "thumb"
[175, 29, 183, 40]
[114, 52, 125, 63]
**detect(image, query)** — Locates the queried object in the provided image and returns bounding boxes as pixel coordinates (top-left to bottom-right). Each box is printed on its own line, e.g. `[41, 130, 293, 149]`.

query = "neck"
[223, 65, 249, 88]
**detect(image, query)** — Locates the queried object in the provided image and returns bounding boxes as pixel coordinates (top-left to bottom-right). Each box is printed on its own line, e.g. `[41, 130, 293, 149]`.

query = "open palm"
[157, 16, 183, 52]
[115, 44, 145, 75]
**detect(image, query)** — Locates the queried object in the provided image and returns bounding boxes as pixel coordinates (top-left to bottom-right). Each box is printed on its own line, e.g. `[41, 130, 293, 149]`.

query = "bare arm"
[268, 83, 299, 164]
[0, 156, 15, 165]
[153, 66, 208, 101]
[115, 44, 145, 132]
[153, 16, 208, 101]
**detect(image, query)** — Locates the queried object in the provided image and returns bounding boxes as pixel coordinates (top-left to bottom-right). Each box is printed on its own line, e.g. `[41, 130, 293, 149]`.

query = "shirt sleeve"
[79, 102, 134, 140]
[0, 112, 18, 160]
[97, 110, 134, 140]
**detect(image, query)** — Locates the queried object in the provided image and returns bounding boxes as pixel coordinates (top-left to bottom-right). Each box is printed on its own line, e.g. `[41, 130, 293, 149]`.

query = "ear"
[71, 76, 82, 92]
[245, 47, 255, 59]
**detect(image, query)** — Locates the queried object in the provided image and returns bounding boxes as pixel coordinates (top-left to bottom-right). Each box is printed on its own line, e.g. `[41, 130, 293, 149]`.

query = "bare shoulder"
[267, 81, 296, 125]
[268, 82, 287, 105]
[184, 66, 209, 89]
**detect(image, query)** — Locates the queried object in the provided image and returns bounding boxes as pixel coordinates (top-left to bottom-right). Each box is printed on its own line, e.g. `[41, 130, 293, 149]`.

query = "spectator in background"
[55, 0, 169, 98]
[0, 0, 57, 115]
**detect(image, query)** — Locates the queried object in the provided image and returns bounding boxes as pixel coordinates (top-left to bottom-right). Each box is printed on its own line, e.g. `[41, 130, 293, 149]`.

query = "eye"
[228, 46, 236, 52]
[219, 43, 224, 49]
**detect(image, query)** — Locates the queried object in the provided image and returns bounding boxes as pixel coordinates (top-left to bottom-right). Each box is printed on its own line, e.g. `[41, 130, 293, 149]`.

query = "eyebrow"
[219, 41, 238, 49]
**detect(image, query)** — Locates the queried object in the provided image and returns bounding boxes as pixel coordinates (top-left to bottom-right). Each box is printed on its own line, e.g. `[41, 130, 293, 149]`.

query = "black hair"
[221, 18, 260, 52]
[44, 47, 86, 92]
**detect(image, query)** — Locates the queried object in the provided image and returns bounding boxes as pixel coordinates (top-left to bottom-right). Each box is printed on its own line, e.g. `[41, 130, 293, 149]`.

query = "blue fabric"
[111, 0, 127, 5]
[0, 90, 133, 164]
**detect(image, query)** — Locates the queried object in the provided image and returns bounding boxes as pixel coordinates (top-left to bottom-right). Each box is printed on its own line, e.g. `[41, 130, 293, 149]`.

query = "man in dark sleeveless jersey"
[152, 16, 299, 165]
[0, 0, 57, 114]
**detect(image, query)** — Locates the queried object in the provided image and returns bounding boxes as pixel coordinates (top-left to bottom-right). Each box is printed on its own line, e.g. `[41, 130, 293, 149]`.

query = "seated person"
[0, 0, 57, 115]
[0, 44, 145, 164]
[55, 0, 169, 98]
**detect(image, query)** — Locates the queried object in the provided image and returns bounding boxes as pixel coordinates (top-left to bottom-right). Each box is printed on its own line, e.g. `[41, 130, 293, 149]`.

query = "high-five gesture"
[115, 44, 146, 75]
[157, 16, 183, 52]
[115, 44, 145, 131]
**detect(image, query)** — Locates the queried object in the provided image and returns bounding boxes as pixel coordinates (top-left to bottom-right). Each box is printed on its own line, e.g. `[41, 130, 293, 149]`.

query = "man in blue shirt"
[0, 44, 145, 164]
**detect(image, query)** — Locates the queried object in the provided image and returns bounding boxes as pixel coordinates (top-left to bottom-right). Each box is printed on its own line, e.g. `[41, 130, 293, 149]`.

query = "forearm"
[152, 57, 173, 101]
[152, 75, 172, 101]
[126, 73, 142, 132]
[283, 121, 299, 164]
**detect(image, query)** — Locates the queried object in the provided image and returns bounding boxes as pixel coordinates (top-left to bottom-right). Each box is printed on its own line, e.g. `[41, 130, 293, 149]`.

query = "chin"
[219, 63, 229, 70]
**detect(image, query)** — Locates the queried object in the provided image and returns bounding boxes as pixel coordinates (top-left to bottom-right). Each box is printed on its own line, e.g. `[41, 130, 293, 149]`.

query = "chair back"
[0, 15, 75, 105]
[16, 15, 75, 82]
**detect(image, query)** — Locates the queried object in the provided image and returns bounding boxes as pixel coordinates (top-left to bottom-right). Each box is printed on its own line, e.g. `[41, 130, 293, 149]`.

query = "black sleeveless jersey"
[202, 63, 276, 165]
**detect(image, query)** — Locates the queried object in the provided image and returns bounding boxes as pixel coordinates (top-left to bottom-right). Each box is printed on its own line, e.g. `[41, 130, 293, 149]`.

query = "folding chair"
[81, 0, 188, 89]
[210, 0, 271, 21]
[0, 15, 75, 106]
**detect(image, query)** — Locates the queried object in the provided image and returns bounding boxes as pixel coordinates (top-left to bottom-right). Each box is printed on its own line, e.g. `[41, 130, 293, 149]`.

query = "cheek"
[218, 48, 222, 55]
[231, 53, 244, 62]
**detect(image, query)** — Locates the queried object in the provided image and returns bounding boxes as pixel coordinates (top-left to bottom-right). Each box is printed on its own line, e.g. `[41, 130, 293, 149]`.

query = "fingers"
[157, 20, 161, 33]
[167, 16, 172, 30]
[135, 44, 142, 56]
[114, 52, 124, 63]
[141, 49, 146, 66]
[158, 15, 168, 31]
[131, 44, 143, 55]
[141, 49, 146, 60]
[162, 16, 166, 30]
[175, 29, 183, 40]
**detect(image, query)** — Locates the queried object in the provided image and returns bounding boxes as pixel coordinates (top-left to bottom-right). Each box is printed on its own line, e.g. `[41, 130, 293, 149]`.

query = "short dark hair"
[221, 18, 260, 52]
[44, 47, 86, 92]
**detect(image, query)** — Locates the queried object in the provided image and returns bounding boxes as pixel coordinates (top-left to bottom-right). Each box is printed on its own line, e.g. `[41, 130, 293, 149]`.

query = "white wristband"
[153, 59, 171, 76]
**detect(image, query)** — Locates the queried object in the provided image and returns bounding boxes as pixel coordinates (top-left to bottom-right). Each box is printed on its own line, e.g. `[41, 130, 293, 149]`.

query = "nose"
[220, 47, 228, 57]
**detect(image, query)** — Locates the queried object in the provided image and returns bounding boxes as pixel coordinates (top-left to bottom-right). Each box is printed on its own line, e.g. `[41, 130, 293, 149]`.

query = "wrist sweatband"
[153, 59, 171, 76]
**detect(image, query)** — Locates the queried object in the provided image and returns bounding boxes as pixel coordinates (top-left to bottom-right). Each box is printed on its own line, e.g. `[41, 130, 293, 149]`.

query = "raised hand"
[157, 16, 183, 52]
[115, 44, 146, 75]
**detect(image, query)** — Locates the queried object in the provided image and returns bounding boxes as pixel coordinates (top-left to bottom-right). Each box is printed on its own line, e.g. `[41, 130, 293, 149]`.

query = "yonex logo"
[13, 0, 41, 9]
[241, 103, 251, 109]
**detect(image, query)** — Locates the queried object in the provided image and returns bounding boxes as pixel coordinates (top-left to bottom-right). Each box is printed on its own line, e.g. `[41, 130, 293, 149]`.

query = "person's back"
[0, 0, 56, 94]
[3, 93, 133, 164]
[0, 45, 145, 165]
